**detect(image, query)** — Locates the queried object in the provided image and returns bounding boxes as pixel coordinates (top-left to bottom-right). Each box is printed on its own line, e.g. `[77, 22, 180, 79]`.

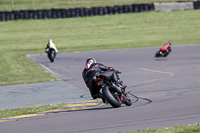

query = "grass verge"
[122, 124, 200, 133]
[0, 9, 200, 85]
[0, 9, 199, 132]
[0, 103, 67, 119]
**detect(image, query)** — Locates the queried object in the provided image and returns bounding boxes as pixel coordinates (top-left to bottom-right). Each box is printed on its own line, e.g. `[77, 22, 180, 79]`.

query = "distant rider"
[82, 58, 127, 100]
[45, 39, 58, 54]
[160, 41, 172, 54]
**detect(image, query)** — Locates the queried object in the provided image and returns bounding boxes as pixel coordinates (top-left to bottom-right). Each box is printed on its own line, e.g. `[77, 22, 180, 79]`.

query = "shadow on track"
[155, 58, 168, 61]
[59, 92, 153, 113]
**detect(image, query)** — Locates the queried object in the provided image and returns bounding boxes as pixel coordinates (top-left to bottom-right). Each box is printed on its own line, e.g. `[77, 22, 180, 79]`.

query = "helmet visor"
[86, 60, 93, 69]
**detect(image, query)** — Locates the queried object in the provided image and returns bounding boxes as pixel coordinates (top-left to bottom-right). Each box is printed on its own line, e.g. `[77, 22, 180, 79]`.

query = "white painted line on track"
[132, 68, 174, 87]
[143, 68, 174, 76]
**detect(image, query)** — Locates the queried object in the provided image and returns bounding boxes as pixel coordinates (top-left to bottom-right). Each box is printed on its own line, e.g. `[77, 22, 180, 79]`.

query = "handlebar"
[115, 70, 121, 74]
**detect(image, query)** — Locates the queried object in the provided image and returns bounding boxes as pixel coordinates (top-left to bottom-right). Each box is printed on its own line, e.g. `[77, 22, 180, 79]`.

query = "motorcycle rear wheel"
[102, 86, 121, 108]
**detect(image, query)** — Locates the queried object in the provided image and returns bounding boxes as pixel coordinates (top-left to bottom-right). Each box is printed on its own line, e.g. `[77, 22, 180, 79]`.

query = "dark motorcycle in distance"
[94, 71, 132, 108]
[155, 49, 171, 57]
[46, 48, 56, 62]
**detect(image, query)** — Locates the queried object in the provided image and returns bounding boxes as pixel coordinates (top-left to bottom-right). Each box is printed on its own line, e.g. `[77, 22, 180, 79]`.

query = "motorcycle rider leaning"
[160, 41, 172, 54]
[45, 39, 58, 54]
[82, 58, 127, 100]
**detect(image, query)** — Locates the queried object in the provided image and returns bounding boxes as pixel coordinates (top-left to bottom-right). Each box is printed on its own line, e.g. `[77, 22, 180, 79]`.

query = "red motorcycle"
[155, 41, 172, 57]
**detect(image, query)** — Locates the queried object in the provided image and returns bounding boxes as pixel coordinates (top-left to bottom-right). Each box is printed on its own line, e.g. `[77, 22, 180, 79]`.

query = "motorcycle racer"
[160, 41, 172, 54]
[45, 39, 58, 54]
[82, 58, 127, 100]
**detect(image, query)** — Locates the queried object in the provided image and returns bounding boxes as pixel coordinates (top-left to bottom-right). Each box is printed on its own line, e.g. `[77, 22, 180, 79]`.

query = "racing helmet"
[48, 39, 53, 43]
[168, 41, 172, 45]
[85, 58, 96, 69]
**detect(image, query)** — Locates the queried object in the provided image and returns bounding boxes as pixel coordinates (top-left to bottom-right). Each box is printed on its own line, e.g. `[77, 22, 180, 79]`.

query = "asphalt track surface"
[1, 44, 200, 133]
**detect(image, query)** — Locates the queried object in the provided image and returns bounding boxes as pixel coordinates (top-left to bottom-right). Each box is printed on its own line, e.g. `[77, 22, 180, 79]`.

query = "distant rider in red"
[160, 41, 172, 54]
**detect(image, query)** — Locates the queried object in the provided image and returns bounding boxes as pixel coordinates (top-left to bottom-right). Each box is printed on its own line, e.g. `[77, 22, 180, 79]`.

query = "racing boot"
[99, 93, 107, 103]
[92, 93, 106, 103]
[92, 93, 102, 99]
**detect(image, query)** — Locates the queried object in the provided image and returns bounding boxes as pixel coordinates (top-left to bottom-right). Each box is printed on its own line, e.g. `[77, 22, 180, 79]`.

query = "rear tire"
[164, 52, 169, 57]
[102, 86, 121, 108]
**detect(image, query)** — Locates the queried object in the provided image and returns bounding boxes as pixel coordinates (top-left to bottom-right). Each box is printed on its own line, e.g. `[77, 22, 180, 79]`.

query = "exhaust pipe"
[111, 83, 122, 94]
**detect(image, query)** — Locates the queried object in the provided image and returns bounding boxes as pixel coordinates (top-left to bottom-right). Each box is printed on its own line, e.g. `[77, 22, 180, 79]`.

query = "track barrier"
[0, 1, 199, 22]
[0, 4, 154, 21]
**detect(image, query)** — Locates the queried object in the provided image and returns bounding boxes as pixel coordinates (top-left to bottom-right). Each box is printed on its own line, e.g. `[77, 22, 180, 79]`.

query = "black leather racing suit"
[82, 63, 119, 99]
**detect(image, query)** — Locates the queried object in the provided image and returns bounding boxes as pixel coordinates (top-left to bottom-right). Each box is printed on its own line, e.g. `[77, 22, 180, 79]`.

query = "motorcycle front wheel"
[48, 49, 55, 62]
[102, 85, 121, 108]
[124, 95, 132, 106]
[155, 50, 161, 57]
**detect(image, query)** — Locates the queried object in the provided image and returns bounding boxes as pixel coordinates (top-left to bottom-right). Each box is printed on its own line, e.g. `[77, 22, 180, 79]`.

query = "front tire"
[102, 85, 121, 108]
[48, 49, 55, 62]
[155, 51, 161, 57]
[124, 95, 132, 106]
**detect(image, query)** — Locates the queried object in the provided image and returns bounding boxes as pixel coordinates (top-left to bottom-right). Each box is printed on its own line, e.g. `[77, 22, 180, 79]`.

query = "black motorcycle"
[46, 48, 56, 62]
[155, 49, 171, 57]
[94, 71, 132, 108]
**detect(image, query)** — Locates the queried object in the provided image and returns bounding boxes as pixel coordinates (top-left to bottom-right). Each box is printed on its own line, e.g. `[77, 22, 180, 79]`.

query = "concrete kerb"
[0, 80, 103, 122]
[0, 99, 102, 123]
[0, 80, 89, 110]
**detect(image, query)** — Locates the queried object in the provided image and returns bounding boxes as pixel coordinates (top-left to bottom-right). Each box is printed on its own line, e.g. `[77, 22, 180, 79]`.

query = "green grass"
[0, 103, 67, 119]
[0, 8, 199, 132]
[0, 9, 200, 86]
[122, 124, 200, 133]
[0, 0, 197, 11]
